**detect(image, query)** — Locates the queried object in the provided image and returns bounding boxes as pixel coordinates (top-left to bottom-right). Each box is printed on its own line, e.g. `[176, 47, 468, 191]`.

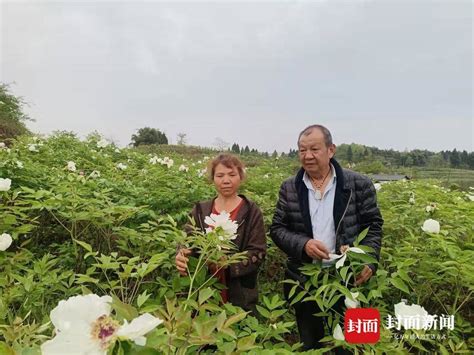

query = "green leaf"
[390, 277, 410, 294]
[74, 239, 93, 253]
[256, 305, 271, 318]
[137, 290, 150, 308]
[198, 288, 214, 305]
[112, 295, 138, 321]
[223, 311, 248, 328]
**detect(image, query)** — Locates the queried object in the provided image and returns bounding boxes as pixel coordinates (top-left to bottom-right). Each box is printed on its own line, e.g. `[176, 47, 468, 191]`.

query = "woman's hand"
[208, 256, 228, 275]
[176, 248, 192, 276]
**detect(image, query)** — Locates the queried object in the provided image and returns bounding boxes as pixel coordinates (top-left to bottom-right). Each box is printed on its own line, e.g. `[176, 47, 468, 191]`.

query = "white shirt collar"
[303, 164, 336, 191]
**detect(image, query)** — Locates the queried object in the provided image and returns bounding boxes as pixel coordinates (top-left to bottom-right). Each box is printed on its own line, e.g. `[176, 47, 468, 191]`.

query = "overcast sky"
[1, 0, 472, 152]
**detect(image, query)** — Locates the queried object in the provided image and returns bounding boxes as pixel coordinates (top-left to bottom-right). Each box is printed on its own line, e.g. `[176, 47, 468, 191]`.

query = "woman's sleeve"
[228, 205, 267, 278]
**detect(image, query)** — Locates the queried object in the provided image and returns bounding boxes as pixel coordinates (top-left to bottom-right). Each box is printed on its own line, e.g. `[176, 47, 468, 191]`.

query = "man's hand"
[355, 265, 373, 286]
[175, 248, 192, 276]
[304, 239, 330, 260]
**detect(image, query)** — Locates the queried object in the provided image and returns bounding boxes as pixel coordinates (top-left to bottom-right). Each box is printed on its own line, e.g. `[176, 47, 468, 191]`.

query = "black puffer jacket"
[270, 158, 383, 280]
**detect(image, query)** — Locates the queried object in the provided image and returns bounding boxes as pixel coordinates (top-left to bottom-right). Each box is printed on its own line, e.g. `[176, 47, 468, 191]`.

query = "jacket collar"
[194, 194, 251, 229]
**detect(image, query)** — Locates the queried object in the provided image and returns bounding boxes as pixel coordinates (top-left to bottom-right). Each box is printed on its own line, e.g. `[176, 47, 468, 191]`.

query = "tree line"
[1, 84, 471, 170]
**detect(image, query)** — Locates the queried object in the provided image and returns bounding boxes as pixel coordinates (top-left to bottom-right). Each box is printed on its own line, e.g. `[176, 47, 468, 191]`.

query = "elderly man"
[270, 124, 383, 350]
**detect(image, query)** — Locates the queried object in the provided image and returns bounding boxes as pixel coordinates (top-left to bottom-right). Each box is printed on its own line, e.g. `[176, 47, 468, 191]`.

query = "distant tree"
[427, 154, 448, 168]
[214, 137, 229, 151]
[347, 145, 353, 162]
[460, 150, 469, 167]
[243, 145, 250, 154]
[176, 132, 187, 145]
[288, 148, 298, 158]
[405, 156, 414, 166]
[468, 152, 474, 169]
[450, 149, 461, 168]
[231, 143, 241, 154]
[0, 83, 32, 140]
[272, 150, 278, 158]
[131, 127, 168, 147]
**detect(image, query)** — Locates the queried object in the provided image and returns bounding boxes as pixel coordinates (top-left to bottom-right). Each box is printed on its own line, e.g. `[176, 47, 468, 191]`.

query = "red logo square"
[344, 308, 380, 344]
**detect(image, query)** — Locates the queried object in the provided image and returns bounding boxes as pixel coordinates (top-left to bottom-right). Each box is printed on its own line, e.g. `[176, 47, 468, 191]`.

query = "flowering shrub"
[0, 133, 472, 354]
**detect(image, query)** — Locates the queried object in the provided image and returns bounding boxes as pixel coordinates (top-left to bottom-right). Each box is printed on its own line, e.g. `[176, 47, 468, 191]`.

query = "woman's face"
[213, 163, 242, 198]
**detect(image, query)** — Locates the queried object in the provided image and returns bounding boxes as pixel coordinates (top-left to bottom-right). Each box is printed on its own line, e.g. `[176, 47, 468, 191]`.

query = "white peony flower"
[97, 139, 109, 149]
[116, 313, 163, 346]
[161, 157, 174, 168]
[41, 294, 163, 355]
[0, 233, 13, 251]
[468, 195, 474, 202]
[16, 161, 23, 169]
[204, 211, 238, 240]
[197, 168, 207, 178]
[203, 156, 210, 161]
[67, 161, 77, 172]
[373, 183, 382, 191]
[0, 142, 5, 148]
[333, 324, 345, 341]
[116, 163, 127, 170]
[0, 178, 12, 191]
[28, 144, 38, 152]
[328, 245, 365, 269]
[89, 170, 101, 179]
[394, 300, 429, 330]
[421, 219, 440, 234]
[41, 294, 116, 355]
[149, 156, 159, 165]
[344, 292, 360, 309]
[425, 203, 437, 213]
[114, 148, 120, 153]
[409, 197, 415, 204]
[178, 164, 188, 172]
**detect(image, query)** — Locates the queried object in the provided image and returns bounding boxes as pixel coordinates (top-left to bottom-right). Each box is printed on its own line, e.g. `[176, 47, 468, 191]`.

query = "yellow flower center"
[90, 315, 120, 349]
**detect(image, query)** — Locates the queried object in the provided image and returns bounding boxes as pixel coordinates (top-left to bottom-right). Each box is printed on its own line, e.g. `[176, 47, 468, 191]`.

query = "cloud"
[1, 1, 472, 152]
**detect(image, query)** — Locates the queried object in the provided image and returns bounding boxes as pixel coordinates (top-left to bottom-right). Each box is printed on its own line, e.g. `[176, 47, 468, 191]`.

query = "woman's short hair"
[208, 153, 245, 180]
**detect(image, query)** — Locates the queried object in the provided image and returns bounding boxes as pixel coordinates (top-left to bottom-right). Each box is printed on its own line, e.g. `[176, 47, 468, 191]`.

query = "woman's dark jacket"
[269, 158, 383, 281]
[186, 195, 266, 312]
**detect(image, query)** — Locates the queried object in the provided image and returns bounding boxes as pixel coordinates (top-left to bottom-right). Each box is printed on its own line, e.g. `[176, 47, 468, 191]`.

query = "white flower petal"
[117, 313, 163, 345]
[133, 336, 147, 346]
[50, 294, 112, 333]
[394, 300, 429, 326]
[333, 324, 345, 341]
[41, 330, 105, 355]
[348, 247, 365, 254]
[0, 233, 13, 251]
[344, 292, 360, 309]
[421, 219, 440, 234]
[328, 253, 344, 260]
[335, 253, 347, 269]
[0, 178, 12, 191]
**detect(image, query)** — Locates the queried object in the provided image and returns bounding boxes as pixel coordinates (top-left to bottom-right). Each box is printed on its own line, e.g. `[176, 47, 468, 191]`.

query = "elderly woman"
[175, 153, 266, 313]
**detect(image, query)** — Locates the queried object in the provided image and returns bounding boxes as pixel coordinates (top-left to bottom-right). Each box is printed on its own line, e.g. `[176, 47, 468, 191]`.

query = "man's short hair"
[297, 125, 333, 147]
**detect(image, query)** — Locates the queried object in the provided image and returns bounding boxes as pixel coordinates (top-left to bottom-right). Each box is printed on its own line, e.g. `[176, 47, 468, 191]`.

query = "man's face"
[298, 129, 336, 176]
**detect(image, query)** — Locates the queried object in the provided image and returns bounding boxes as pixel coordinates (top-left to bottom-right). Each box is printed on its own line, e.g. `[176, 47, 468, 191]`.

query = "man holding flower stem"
[270, 125, 383, 350]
